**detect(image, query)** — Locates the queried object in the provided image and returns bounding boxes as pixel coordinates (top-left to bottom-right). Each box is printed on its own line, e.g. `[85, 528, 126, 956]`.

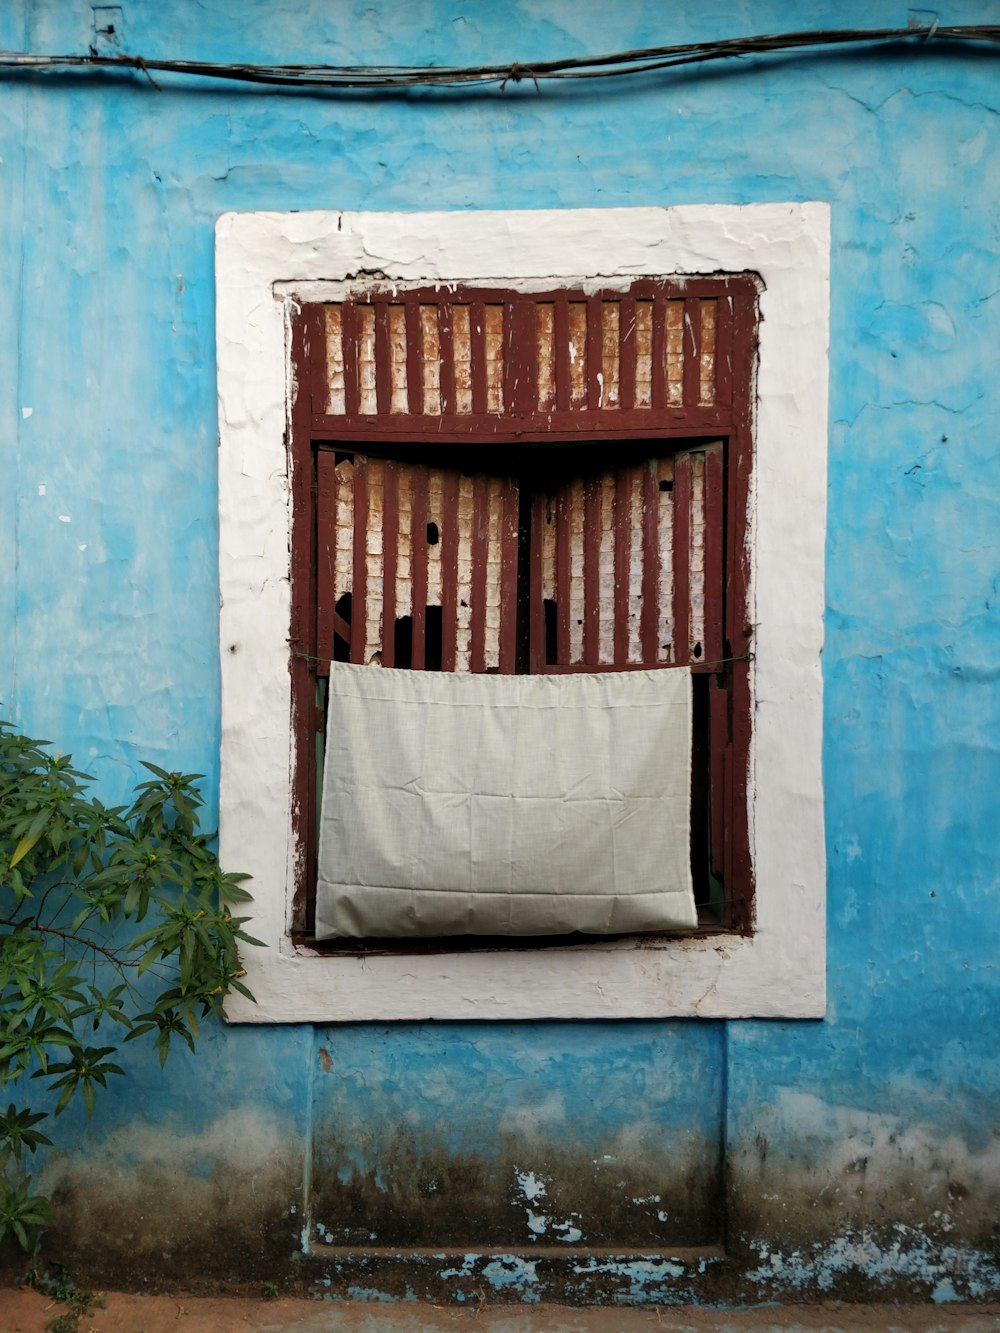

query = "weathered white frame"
[216, 204, 829, 1022]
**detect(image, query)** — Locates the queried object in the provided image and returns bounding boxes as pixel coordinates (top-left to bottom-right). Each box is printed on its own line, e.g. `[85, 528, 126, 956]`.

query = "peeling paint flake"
[480, 1254, 540, 1297]
[513, 1167, 548, 1203]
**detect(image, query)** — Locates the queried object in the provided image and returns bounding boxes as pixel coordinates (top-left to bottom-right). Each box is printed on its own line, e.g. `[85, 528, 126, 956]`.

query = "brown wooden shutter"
[314, 440, 723, 680]
[292, 276, 757, 935]
[314, 284, 731, 431]
[315, 451, 520, 675]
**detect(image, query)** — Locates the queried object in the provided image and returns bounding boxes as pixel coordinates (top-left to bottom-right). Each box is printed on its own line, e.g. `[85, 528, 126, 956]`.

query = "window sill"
[219, 920, 821, 1022]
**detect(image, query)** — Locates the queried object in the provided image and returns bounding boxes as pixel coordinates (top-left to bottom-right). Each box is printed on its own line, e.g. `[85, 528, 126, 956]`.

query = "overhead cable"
[0, 24, 998, 94]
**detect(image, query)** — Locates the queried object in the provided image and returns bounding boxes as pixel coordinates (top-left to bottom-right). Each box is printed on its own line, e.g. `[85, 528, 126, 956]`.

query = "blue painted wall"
[4, 0, 1000, 1304]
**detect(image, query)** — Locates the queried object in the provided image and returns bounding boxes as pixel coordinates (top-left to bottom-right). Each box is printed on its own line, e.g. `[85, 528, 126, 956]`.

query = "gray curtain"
[316, 662, 695, 938]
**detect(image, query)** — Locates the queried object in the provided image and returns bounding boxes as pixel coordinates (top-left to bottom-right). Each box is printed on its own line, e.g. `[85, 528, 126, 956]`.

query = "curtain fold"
[316, 662, 695, 938]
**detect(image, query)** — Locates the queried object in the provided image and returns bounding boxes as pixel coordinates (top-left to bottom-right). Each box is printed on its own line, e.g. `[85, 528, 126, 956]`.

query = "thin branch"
[0, 917, 137, 969]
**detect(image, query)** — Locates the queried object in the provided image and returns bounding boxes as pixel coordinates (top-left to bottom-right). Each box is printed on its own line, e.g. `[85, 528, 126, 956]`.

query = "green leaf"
[0, 1174, 52, 1251]
[136, 944, 163, 977]
[9, 819, 46, 868]
[122, 1023, 155, 1043]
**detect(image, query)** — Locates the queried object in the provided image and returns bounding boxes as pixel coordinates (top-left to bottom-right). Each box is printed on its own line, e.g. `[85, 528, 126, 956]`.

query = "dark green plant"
[25, 1263, 105, 1332]
[0, 720, 257, 1250]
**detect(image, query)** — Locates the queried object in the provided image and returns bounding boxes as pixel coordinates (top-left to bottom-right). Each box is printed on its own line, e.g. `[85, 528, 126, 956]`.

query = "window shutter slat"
[350, 455, 369, 663]
[715, 294, 733, 407]
[381, 460, 399, 667]
[470, 481, 489, 673]
[641, 460, 661, 663]
[528, 493, 546, 672]
[555, 485, 572, 665]
[554, 297, 571, 413]
[586, 297, 602, 412]
[505, 298, 535, 416]
[582, 475, 601, 666]
[498, 483, 519, 674]
[437, 304, 456, 416]
[470, 300, 487, 415]
[405, 301, 423, 416]
[703, 444, 725, 665]
[410, 467, 429, 670]
[440, 472, 460, 672]
[619, 296, 637, 413]
[340, 303, 360, 416]
[652, 296, 667, 411]
[316, 448, 338, 666]
[613, 467, 632, 667]
[374, 304, 391, 415]
[672, 453, 692, 664]
[683, 297, 701, 409]
[699, 300, 717, 406]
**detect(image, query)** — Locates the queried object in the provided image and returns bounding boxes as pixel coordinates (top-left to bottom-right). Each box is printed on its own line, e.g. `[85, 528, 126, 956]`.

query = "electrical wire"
[0, 24, 997, 95]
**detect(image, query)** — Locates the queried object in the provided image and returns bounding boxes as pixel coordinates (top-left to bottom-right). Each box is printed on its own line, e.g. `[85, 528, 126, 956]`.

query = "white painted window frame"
[216, 204, 829, 1023]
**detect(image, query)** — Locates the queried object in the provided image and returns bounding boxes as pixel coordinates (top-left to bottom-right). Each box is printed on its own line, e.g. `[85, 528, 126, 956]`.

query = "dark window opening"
[423, 605, 444, 672]
[332, 592, 352, 662]
[387, 610, 449, 672]
[392, 614, 413, 668]
[543, 598, 558, 667]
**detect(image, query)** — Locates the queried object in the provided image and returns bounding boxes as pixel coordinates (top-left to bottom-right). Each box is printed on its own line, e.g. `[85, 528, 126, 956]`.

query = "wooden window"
[289, 281, 757, 941]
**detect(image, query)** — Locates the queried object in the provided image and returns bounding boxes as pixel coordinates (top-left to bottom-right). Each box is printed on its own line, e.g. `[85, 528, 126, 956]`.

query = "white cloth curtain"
[316, 662, 695, 938]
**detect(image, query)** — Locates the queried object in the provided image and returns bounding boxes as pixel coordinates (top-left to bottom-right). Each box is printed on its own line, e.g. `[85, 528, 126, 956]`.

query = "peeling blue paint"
[746, 1230, 1000, 1304]
[572, 1257, 690, 1305]
[438, 1255, 482, 1281]
[344, 1287, 398, 1303]
[479, 1256, 541, 1299]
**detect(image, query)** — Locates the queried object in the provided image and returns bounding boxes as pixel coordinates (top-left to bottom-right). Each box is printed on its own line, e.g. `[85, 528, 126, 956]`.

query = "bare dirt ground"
[3, 1290, 1000, 1333]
